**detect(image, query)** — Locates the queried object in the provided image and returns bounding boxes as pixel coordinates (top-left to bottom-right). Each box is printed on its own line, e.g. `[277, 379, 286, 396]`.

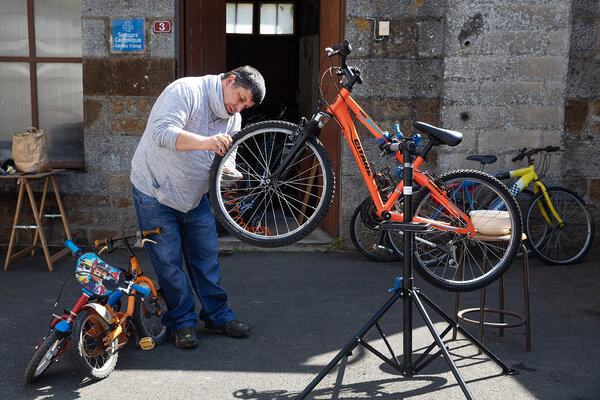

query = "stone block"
[82, 18, 108, 57]
[110, 117, 147, 134]
[148, 20, 176, 58]
[110, 97, 124, 114]
[345, 0, 445, 18]
[514, 56, 568, 81]
[516, 105, 564, 128]
[572, 0, 600, 18]
[81, 0, 175, 18]
[418, 20, 444, 58]
[107, 173, 132, 195]
[566, 59, 600, 98]
[352, 59, 442, 99]
[84, 98, 103, 128]
[83, 58, 175, 96]
[565, 99, 589, 133]
[371, 20, 417, 59]
[590, 179, 600, 202]
[84, 135, 139, 172]
[479, 130, 543, 154]
[569, 18, 599, 58]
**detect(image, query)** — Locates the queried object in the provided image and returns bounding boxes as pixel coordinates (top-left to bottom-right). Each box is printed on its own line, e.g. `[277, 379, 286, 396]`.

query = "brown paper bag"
[12, 127, 50, 173]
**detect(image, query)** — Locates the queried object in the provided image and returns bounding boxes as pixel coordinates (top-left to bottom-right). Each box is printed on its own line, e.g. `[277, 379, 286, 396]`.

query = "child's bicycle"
[466, 147, 595, 265]
[24, 228, 169, 383]
[209, 40, 523, 293]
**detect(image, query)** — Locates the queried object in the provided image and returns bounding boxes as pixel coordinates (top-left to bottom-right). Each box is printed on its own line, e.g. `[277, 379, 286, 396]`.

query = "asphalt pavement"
[1, 245, 599, 400]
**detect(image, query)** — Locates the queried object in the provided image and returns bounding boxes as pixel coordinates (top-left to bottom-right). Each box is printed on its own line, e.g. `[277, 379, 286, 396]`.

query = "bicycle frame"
[498, 164, 563, 227]
[326, 87, 475, 236]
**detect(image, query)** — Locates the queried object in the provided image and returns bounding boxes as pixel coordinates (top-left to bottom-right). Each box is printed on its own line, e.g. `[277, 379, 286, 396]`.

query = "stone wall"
[338, 0, 600, 249]
[564, 0, 600, 231]
[0, 1, 177, 249]
[341, 0, 446, 245]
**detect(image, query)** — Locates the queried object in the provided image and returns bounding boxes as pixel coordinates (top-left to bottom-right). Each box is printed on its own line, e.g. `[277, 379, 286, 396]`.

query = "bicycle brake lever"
[98, 245, 108, 255]
[141, 238, 157, 248]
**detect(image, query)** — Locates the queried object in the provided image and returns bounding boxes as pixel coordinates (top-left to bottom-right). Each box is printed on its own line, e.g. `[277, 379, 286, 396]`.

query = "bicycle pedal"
[139, 337, 155, 350]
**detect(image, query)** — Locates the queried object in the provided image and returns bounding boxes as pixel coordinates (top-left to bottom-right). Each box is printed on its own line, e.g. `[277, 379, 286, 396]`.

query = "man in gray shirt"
[131, 66, 265, 348]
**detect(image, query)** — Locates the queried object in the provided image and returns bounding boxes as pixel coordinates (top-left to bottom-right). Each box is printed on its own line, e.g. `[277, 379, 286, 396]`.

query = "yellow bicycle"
[467, 146, 595, 265]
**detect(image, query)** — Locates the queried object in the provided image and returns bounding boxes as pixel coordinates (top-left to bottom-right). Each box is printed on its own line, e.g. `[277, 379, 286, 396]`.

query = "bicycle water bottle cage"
[75, 253, 125, 296]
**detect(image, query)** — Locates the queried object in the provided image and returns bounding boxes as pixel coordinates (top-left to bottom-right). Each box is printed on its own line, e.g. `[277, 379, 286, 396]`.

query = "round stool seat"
[457, 307, 526, 329]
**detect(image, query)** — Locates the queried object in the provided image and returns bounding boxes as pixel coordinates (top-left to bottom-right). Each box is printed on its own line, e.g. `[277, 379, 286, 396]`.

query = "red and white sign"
[153, 20, 172, 33]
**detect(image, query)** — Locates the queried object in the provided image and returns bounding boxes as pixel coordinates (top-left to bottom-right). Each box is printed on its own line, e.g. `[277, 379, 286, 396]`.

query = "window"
[260, 3, 294, 35]
[226, 2, 295, 36]
[0, 0, 83, 167]
[226, 3, 254, 34]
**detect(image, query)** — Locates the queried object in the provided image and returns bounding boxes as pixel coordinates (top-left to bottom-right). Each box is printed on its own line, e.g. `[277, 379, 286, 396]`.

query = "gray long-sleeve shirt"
[130, 75, 240, 212]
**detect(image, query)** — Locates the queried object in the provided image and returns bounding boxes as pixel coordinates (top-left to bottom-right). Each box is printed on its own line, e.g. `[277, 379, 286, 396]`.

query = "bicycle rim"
[526, 187, 594, 265]
[413, 169, 522, 292]
[210, 121, 334, 247]
[133, 286, 170, 345]
[75, 310, 118, 378]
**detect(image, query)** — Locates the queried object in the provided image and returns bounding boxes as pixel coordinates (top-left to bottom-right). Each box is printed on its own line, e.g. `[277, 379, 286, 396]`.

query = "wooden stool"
[453, 237, 531, 352]
[2, 169, 72, 272]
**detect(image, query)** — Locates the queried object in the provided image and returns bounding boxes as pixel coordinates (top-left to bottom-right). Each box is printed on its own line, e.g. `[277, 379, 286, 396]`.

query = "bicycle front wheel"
[72, 309, 118, 381]
[24, 329, 69, 384]
[413, 169, 523, 292]
[525, 187, 594, 265]
[209, 120, 335, 247]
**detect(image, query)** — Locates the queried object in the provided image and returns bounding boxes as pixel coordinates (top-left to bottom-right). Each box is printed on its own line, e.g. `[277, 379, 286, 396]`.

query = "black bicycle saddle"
[413, 121, 463, 147]
[466, 155, 498, 165]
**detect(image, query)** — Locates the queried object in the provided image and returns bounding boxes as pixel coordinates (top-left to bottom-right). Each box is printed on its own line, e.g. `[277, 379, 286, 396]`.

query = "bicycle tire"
[24, 329, 69, 384]
[209, 120, 335, 247]
[349, 197, 402, 262]
[525, 187, 594, 265]
[71, 309, 118, 381]
[133, 287, 170, 346]
[412, 169, 523, 292]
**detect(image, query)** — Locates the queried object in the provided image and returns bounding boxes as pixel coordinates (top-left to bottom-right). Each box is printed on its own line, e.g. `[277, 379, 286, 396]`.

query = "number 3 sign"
[153, 20, 172, 33]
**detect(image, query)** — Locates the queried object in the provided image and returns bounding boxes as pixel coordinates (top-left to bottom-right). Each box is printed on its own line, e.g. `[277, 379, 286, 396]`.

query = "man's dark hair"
[224, 66, 266, 105]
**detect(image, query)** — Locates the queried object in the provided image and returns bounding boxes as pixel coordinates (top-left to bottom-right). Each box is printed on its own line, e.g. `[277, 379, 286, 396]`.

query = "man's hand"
[175, 131, 233, 155]
[206, 133, 233, 156]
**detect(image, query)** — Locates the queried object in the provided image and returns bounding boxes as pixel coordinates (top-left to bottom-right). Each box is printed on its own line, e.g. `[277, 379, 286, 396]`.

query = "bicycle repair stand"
[297, 137, 518, 400]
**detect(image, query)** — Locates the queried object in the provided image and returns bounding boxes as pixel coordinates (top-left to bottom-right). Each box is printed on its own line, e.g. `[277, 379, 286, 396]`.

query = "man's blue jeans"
[132, 185, 235, 331]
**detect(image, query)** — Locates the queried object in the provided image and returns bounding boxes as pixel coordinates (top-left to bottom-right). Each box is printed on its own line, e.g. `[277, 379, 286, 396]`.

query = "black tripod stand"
[297, 137, 518, 400]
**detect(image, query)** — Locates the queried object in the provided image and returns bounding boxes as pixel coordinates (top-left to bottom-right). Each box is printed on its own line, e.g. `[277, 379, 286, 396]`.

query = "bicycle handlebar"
[511, 146, 561, 162]
[94, 227, 161, 249]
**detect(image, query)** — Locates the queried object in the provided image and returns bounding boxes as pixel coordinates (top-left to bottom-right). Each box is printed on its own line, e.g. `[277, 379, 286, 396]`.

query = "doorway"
[181, 0, 344, 236]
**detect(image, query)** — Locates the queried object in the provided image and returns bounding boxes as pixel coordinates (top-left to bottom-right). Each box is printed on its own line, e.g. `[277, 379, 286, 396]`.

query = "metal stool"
[453, 238, 531, 352]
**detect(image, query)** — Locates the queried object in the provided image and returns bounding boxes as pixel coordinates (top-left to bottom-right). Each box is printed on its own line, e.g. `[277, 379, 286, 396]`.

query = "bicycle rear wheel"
[350, 197, 402, 262]
[209, 120, 335, 247]
[525, 187, 594, 265]
[133, 286, 170, 346]
[413, 169, 523, 292]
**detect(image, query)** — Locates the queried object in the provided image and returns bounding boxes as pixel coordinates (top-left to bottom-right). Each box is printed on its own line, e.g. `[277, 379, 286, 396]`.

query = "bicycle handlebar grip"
[65, 239, 83, 256]
[142, 227, 161, 237]
[511, 148, 527, 162]
[333, 40, 352, 56]
[545, 146, 560, 152]
[131, 283, 151, 296]
[94, 238, 108, 248]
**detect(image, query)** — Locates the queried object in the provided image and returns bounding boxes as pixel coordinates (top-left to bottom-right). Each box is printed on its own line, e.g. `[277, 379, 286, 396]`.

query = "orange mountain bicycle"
[209, 40, 522, 292]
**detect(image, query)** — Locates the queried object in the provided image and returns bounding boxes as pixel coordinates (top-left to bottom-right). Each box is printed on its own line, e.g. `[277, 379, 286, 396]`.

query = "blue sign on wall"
[112, 19, 144, 52]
